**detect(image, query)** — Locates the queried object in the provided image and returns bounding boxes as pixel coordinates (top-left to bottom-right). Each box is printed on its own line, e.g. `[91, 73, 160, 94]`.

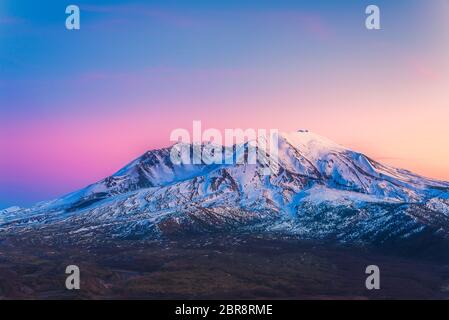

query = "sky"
[1, 0, 448, 208]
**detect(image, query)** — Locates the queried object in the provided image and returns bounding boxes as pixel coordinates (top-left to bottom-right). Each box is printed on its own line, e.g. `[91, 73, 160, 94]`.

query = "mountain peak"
[279, 130, 346, 161]
[2, 130, 449, 245]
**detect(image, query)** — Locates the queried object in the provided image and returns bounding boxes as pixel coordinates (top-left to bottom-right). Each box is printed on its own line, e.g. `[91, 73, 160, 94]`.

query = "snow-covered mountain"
[2, 131, 449, 245]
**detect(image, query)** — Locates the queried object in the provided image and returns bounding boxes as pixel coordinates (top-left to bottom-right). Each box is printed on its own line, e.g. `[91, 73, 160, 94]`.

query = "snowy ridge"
[1, 130, 449, 244]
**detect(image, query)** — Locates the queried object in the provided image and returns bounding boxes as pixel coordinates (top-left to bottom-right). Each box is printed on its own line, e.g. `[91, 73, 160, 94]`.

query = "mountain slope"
[1, 131, 449, 245]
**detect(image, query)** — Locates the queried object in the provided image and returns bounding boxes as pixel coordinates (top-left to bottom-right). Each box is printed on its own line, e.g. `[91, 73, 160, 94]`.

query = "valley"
[0, 234, 448, 299]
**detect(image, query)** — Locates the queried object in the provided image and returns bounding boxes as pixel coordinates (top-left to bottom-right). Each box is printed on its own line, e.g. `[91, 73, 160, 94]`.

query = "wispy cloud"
[82, 4, 197, 28]
[76, 66, 248, 84]
[81, 4, 332, 39]
[252, 10, 334, 40]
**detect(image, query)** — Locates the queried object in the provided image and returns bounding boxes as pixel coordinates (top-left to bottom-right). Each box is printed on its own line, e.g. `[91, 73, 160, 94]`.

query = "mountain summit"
[1, 131, 449, 245]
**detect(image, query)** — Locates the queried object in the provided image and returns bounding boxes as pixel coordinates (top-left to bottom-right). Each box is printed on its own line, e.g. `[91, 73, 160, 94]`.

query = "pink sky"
[1, 0, 448, 207]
